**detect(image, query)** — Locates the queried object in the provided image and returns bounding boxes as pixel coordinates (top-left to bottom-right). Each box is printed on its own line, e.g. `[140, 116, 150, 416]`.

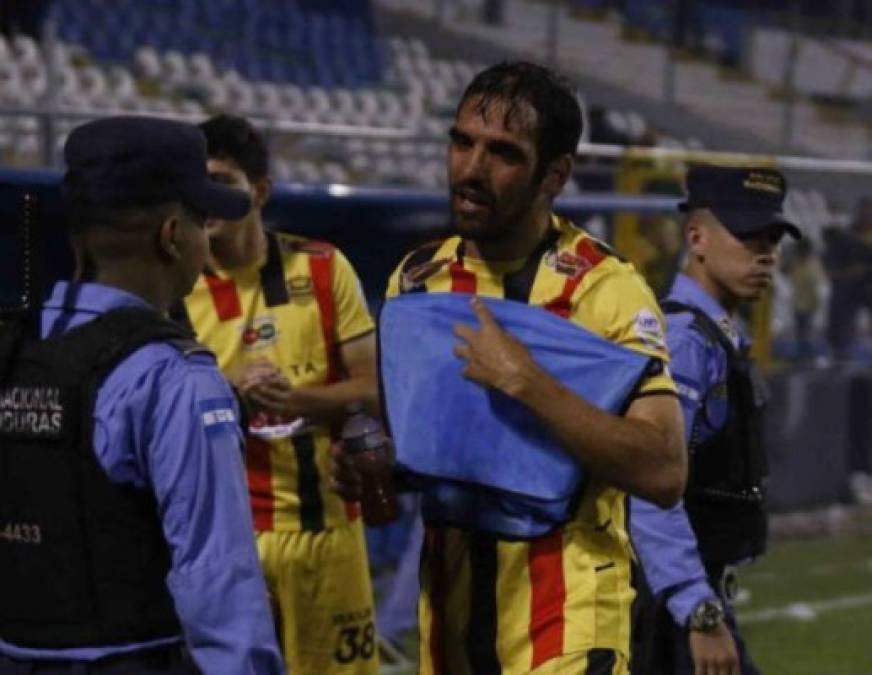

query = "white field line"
[737, 593, 872, 624]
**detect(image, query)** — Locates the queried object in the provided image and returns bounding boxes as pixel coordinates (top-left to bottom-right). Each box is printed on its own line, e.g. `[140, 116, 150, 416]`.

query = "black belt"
[0, 644, 198, 675]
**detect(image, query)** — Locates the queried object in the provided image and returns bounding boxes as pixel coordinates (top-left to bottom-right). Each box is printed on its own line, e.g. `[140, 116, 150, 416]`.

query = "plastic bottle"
[340, 403, 399, 527]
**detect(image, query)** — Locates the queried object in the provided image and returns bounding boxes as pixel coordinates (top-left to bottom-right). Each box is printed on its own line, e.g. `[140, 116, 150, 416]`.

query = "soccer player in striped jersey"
[333, 61, 688, 675]
[180, 115, 379, 675]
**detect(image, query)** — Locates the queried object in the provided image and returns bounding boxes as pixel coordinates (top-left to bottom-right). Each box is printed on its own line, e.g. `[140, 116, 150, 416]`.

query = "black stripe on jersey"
[502, 227, 560, 303]
[466, 533, 501, 675]
[585, 648, 618, 674]
[261, 232, 290, 307]
[399, 240, 444, 294]
[292, 433, 325, 532]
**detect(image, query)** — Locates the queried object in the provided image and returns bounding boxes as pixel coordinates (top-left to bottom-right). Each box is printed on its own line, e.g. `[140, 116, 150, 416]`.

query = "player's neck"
[465, 210, 551, 262]
[208, 217, 267, 270]
[88, 264, 174, 314]
[684, 264, 739, 314]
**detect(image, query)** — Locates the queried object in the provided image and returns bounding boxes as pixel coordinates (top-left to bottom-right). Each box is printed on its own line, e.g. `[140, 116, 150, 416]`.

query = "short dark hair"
[456, 61, 582, 180]
[198, 114, 270, 182]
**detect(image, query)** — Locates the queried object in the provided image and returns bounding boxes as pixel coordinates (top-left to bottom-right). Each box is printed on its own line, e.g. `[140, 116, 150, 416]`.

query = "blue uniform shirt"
[0, 282, 284, 674]
[630, 273, 749, 625]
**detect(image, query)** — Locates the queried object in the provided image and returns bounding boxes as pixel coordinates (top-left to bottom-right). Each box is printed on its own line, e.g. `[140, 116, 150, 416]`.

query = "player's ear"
[252, 177, 272, 209]
[541, 154, 574, 198]
[157, 210, 182, 262]
[686, 211, 708, 261]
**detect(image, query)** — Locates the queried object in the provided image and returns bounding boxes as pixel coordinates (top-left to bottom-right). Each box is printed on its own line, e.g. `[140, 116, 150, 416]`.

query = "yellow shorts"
[256, 523, 379, 675]
[533, 649, 629, 675]
[418, 646, 628, 675]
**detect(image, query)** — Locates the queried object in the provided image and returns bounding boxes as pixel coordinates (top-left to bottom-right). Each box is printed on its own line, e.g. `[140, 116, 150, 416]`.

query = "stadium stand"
[3, 6, 872, 672]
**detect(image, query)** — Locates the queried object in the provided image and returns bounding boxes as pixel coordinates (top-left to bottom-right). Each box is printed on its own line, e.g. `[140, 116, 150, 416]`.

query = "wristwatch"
[688, 598, 725, 632]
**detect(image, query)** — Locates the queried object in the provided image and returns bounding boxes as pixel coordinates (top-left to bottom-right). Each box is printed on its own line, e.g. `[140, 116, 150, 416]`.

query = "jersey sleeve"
[573, 265, 676, 397]
[146, 357, 285, 673]
[331, 249, 375, 343]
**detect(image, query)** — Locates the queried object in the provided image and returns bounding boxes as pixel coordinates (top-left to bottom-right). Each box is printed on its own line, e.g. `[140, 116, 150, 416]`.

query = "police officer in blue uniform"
[0, 117, 285, 674]
[630, 165, 801, 675]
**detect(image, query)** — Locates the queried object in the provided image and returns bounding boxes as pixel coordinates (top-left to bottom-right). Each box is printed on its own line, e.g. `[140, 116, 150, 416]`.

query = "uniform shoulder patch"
[199, 397, 238, 436]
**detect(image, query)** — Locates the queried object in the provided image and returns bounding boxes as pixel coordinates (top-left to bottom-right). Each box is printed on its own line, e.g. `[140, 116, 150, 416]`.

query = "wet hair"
[198, 114, 270, 182]
[456, 61, 583, 180]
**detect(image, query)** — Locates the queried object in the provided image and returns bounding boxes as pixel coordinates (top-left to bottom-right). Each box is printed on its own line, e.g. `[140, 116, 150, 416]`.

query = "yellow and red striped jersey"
[184, 230, 374, 532]
[386, 215, 677, 673]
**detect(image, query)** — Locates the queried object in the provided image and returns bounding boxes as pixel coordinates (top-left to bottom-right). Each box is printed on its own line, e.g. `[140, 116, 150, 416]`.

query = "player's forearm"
[284, 375, 380, 423]
[509, 365, 685, 507]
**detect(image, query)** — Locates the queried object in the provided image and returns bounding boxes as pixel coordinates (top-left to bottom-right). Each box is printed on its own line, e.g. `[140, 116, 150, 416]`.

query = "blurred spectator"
[482, 0, 505, 24]
[784, 238, 825, 362]
[848, 376, 872, 505]
[0, 0, 52, 39]
[823, 198, 872, 360]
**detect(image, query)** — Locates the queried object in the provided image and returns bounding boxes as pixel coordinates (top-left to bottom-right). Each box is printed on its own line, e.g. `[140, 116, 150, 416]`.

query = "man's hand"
[329, 442, 363, 501]
[232, 358, 284, 395]
[689, 623, 740, 675]
[453, 297, 540, 397]
[246, 375, 298, 418]
[232, 358, 300, 419]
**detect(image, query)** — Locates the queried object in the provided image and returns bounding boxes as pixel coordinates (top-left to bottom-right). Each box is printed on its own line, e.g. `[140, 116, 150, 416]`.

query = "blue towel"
[379, 293, 654, 537]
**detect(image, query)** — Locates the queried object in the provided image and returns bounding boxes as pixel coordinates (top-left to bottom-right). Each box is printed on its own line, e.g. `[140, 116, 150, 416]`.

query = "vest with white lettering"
[0, 308, 204, 648]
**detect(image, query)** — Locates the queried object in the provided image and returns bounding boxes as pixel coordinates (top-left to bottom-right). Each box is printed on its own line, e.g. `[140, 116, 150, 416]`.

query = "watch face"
[691, 599, 725, 631]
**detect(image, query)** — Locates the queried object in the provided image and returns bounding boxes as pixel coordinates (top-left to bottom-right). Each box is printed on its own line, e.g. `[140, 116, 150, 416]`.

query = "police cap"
[63, 115, 250, 219]
[679, 165, 801, 240]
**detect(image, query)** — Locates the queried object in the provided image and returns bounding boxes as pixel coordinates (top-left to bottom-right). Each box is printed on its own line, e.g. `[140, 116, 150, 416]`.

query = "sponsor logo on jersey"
[399, 258, 451, 293]
[241, 316, 279, 350]
[633, 308, 666, 351]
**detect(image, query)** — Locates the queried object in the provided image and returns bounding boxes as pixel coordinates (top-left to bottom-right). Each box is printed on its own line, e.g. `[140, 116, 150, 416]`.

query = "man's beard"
[449, 185, 537, 244]
[450, 212, 513, 242]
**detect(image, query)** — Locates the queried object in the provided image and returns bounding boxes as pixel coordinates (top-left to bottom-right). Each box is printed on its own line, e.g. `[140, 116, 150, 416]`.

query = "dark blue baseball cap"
[63, 115, 250, 219]
[679, 165, 801, 240]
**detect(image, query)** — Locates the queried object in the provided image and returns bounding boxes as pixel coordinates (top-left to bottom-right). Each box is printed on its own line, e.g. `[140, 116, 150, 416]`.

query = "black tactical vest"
[0, 307, 205, 648]
[662, 301, 769, 567]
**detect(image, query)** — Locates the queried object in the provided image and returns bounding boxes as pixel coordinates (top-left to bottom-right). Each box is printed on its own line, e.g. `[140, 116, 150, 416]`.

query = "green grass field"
[381, 531, 872, 675]
[739, 533, 872, 675]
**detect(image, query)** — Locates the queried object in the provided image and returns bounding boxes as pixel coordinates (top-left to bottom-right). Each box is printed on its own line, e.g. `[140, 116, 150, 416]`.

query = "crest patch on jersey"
[399, 258, 452, 293]
[544, 250, 593, 278]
